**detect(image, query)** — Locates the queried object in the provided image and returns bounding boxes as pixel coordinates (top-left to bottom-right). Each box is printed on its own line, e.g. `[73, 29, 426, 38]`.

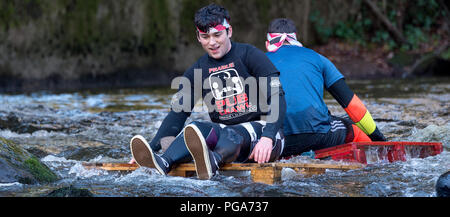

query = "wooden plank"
[251, 167, 281, 185]
[293, 167, 326, 177]
[82, 163, 139, 171]
[82, 162, 363, 172]
[82, 162, 364, 184]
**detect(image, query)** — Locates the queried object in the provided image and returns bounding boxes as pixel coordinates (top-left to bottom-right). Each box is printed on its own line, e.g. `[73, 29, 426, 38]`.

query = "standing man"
[265, 18, 386, 157]
[129, 4, 286, 180]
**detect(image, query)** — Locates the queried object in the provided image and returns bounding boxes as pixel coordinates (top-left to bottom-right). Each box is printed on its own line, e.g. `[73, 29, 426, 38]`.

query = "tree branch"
[363, 0, 409, 45]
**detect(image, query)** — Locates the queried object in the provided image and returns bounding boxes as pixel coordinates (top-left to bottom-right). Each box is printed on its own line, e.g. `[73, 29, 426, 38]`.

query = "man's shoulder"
[182, 54, 208, 78]
[286, 46, 318, 55]
[277, 46, 323, 60]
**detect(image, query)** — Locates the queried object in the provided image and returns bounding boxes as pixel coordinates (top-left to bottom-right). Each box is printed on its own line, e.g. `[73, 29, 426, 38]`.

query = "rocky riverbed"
[0, 77, 448, 197]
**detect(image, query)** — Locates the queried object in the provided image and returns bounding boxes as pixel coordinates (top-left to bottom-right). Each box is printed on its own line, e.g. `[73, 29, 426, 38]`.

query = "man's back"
[266, 45, 343, 135]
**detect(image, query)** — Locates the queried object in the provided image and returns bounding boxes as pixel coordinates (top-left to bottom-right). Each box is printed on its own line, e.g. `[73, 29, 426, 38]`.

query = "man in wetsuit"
[264, 18, 386, 157]
[129, 4, 286, 180]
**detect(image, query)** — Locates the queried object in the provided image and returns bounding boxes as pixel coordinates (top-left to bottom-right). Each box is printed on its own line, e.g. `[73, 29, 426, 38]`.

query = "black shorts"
[281, 116, 352, 157]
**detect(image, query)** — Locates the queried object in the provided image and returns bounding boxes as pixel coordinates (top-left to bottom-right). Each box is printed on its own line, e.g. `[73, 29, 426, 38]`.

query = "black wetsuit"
[148, 42, 286, 167]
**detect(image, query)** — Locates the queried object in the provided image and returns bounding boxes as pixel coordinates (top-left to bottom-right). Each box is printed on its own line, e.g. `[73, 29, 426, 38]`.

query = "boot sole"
[184, 125, 212, 180]
[130, 135, 166, 175]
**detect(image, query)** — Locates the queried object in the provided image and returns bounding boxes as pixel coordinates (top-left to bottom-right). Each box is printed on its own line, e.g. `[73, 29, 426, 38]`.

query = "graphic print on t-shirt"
[209, 68, 243, 100]
[208, 65, 254, 120]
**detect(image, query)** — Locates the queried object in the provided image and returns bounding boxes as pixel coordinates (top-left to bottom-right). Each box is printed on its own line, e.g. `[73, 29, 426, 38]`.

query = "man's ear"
[227, 27, 233, 38]
[196, 31, 201, 42]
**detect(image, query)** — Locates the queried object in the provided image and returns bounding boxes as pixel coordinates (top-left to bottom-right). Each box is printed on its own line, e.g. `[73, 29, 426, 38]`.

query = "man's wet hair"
[194, 3, 231, 34]
[268, 18, 297, 33]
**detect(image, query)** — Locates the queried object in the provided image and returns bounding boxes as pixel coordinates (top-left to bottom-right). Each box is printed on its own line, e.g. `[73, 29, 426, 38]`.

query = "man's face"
[197, 27, 232, 59]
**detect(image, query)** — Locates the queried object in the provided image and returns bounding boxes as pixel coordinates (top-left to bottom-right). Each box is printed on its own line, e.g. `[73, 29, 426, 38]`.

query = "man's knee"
[215, 127, 245, 163]
[187, 120, 203, 127]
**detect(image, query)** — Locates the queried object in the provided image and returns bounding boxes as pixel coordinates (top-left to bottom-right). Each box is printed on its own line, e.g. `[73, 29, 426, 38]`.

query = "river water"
[0, 77, 448, 197]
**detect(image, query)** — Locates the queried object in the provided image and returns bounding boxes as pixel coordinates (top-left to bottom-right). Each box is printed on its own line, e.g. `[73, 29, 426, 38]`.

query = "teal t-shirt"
[266, 45, 344, 135]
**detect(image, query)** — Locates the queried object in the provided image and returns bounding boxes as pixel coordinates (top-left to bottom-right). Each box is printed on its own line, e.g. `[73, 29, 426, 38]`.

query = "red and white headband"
[266, 32, 303, 52]
[197, 19, 231, 34]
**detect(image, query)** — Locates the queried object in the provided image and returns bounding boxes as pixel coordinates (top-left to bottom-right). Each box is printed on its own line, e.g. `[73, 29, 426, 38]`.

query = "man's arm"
[147, 111, 190, 151]
[318, 53, 386, 141]
[250, 74, 287, 163]
[129, 109, 190, 164]
[245, 46, 287, 163]
[146, 63, 201, 151]
[260, 75, 286, 141]
[327, 78, 386, 141]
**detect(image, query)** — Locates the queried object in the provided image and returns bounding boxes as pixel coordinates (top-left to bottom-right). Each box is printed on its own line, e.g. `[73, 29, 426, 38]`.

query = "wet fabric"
[149, 42, 286, 151]
[161, 120, 284, 167]
[328, 78, 386, 141]
[281, 116, 348, 157]
[266, 45, 343, 135]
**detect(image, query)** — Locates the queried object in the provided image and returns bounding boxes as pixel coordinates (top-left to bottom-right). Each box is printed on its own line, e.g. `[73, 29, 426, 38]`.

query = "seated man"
[129, 4, 286, 180]
[264, 18, 386, 157]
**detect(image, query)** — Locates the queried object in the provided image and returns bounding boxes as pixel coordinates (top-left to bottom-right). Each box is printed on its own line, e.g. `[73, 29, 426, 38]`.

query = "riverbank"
[1, 0, 448, 94]
[1, 40, 448, 94]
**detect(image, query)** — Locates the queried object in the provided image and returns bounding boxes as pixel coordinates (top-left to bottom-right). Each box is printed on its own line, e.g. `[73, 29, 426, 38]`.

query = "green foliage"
[333, 17, 372, 46]
[0, 1, 16, 30]
[0, 0, 45, 31]
[179, 0, 210, 41]
[309, 10, 333, 43]
[310, 0, 445, 51]
[57, 0, 102, 54]
[256, 0, 271, 25]
[441, 48, 450, 60]
[142, 0, 175, 56]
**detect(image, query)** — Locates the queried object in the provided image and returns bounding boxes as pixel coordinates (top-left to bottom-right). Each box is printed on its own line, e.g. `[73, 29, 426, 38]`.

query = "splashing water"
[0, 78, 449, 197]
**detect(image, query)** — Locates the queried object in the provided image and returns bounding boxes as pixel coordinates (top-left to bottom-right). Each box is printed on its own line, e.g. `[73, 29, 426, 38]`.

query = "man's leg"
[131, 121, 217, 175]
[281, 116, 372, 158]
[184, 121, 253, 179]
[130, 134, 174, 175]
[184, 122, 226, 180]
[211, 121, 284, 164]
[184, 121, 284, 180]
[282, 133, 326, 157]
[281, 116, 349, 157]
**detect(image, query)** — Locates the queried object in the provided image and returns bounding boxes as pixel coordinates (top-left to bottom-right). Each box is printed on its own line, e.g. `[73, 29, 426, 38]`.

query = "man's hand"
[249, 137, 273, 164]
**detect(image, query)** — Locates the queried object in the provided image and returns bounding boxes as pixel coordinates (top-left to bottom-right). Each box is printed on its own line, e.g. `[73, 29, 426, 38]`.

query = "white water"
[0, 78, 448, 197]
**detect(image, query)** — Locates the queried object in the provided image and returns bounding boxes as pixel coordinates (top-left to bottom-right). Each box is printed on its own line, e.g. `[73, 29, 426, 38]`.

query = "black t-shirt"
[149, 42, 286, 150]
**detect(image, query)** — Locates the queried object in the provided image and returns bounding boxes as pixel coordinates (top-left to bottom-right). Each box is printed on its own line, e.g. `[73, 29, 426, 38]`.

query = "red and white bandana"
[197, 19, 231, 34]
[265, 32, 303, 52]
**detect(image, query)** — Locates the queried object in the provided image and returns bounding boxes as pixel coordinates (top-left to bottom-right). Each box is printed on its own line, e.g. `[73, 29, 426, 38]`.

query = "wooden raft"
[82, 162, 364, 184]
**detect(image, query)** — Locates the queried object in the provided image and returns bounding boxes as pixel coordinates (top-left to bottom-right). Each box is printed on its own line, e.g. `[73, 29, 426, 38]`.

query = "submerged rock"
[46, 185, 94, 197]
[409, 124, 450, 149]
[436, 171, 450, 197]
[0, 137, 58, 184]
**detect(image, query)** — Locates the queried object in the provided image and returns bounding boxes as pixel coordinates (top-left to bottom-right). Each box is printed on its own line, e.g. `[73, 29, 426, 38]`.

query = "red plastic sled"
[314, 141, 443, 164]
